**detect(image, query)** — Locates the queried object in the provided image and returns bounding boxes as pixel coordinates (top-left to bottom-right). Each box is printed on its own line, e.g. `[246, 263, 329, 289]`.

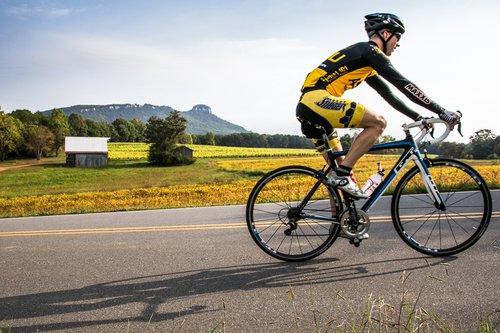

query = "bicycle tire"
[391, 159, 492, 256]
[246, 166, 343, 261]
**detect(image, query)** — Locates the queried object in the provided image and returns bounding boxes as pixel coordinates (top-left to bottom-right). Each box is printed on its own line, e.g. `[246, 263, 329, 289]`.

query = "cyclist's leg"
[341, 107, 387, 168]
[296, 90, 369, 197]
[297, 90, 382, 169]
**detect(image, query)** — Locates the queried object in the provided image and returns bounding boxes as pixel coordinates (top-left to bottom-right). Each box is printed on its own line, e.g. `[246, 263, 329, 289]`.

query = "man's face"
[381, 30, 401, 56]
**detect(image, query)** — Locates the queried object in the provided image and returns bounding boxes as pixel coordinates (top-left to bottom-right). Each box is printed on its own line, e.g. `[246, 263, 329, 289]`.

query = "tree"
[468, 129, 497, 159]
[179, 133, 193, 144]
[68, 113, 88, 136]
[111, 118, 136, 142]
[203, 132, 216, 145]
[494, 136, 500, 158]
[438, 142, 466, 158]
[146, 111, 195, 166]
[130, 119, 146, 142]
[10, 109, 35, 124]
[340, 133, 354, 150]
[0, 112, 23, 160]
[26, 125, 55, 160]
[48, 109, 70, 157]
[86, 119, 113, 137]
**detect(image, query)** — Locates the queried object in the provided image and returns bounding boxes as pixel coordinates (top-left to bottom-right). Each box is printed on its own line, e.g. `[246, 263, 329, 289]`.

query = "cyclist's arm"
[365, 75, 421, 120]
[363, 44, 446, 115]
[375, 62, 446, 115]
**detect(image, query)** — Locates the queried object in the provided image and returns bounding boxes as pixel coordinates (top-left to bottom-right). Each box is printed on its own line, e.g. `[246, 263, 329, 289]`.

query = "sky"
[1, 0, 499, 142]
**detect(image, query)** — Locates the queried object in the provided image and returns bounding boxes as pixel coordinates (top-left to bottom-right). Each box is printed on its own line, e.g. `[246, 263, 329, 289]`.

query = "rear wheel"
[391, 159, 491, 256]
[246, 166, 343, 261]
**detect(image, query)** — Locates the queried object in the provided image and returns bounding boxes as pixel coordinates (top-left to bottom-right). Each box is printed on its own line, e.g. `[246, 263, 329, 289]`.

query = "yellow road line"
[0, 223, 248, 237]
[1, 212, 497, 238]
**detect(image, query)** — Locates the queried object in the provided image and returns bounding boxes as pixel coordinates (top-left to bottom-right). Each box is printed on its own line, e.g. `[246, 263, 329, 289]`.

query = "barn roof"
[65, 137, 110, 153]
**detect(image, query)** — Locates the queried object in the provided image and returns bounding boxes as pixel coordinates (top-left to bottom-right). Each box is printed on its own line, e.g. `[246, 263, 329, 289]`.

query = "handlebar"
[403, 118, 451, 145]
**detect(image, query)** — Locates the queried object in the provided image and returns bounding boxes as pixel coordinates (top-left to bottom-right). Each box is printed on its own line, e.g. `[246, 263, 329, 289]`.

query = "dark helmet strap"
[375, 31, 388, 54]
[375, 30, 398, 54]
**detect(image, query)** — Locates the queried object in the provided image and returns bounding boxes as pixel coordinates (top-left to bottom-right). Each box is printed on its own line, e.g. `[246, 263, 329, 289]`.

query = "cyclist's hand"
[439, 110, 461, 129]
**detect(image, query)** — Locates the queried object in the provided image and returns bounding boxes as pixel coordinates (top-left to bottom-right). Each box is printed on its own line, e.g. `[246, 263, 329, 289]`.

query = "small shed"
[65, 137, 110, 167]
[178, 146, 194, 159]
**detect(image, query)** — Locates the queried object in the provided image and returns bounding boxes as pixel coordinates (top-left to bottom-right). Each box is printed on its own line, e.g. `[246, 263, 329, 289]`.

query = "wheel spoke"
[392, 159, 491, 256]
[246, 166, 342, 261]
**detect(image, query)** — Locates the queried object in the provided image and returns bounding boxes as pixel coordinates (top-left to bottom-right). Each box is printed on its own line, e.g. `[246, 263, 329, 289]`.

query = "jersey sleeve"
[363, 44, 446, 115]
[365, 76, 421, 120]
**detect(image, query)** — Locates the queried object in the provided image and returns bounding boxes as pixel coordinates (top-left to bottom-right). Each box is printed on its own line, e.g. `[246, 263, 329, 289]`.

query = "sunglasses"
[392, 32, 402, 41]
[383, 30, 402, 41]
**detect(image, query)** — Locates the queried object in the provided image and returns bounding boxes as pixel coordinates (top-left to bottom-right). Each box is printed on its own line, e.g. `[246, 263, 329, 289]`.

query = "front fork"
[416, 156, 447, 211]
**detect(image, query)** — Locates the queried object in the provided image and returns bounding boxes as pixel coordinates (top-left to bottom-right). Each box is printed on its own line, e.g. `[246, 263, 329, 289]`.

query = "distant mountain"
[42, 104, 248, 135]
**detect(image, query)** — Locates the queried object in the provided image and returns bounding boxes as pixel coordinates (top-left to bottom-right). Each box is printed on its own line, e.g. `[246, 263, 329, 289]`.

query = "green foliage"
[10, 109, 34, 123]
[68, 113, 88, 136]
[48, 109, 71, 156]
[0, 111, 23, 161]
[112, 118, 137, 142]
[85, 119, 114, 137]
[193, 132, 314, 149]
[146, 111, 195, 166]
[468, 129, 498, 159]
[25, 124, 55, 160]
[1, 107, 499, 161]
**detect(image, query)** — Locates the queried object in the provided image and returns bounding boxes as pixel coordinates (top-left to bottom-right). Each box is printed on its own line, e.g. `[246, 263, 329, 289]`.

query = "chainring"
[339, 209, 370, 238]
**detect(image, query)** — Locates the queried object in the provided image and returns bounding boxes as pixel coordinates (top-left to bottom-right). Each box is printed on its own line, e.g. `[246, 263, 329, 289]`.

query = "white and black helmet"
[365, 13, 405, 36]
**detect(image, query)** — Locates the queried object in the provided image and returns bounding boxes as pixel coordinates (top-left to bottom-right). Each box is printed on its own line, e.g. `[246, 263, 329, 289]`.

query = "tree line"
[0, 108, 498, 161]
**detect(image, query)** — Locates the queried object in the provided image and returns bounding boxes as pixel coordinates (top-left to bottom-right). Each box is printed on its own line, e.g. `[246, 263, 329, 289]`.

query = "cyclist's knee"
[374, 114, 387, 134]
[361, 110, 386, 134]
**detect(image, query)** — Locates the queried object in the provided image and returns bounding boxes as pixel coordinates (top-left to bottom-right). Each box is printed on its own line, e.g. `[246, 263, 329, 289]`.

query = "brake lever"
[456, 110, 463, 137]
[421, 118, 435, 138]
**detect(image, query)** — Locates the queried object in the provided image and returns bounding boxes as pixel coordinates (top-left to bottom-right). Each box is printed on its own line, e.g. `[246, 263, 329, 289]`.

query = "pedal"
[349, 238, 361, 247]
[347, 232, 369, 247]
[359, 233, 369, 240]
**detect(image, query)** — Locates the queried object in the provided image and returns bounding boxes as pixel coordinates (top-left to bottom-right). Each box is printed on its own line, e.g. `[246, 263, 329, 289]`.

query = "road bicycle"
[246, 118, 492, 261]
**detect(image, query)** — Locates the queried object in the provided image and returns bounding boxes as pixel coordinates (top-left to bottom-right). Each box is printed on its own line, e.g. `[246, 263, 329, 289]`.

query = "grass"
[0, 157, 253, 199]
[115, 267, 499, 333]
[0, 145, 498, 217]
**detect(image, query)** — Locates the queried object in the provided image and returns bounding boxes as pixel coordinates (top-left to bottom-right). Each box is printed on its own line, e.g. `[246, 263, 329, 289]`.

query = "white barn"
[65, 137, 110, 167]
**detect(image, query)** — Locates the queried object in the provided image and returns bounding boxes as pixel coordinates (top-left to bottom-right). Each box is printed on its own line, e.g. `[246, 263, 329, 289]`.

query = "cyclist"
[296, 13, 460, 198]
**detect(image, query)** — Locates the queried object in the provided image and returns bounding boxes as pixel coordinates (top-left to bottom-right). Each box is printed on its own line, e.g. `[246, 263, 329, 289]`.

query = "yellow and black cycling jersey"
[300, 41, 446, 120]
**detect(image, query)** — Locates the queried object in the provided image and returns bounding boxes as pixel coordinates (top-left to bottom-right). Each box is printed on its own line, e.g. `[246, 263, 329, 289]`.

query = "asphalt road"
[0, 192, 499, 332]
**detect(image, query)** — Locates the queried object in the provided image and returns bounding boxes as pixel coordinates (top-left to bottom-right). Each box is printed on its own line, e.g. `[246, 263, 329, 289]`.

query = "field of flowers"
[108, 143, 317, 159]
[0, 181, 256, 217]
[0, 144, 498, 217]
[107, 142, 150, 160]
[217, 154, 405, 189]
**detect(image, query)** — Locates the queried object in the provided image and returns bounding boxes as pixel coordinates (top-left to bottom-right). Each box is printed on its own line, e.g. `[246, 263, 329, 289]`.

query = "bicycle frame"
[247, 116, 492, 260]
[323, 131, 446, 214]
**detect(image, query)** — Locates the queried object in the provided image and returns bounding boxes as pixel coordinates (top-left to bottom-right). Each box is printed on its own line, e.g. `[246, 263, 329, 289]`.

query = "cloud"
[4, 2, 72, 18]
[15, 32, 318, 134]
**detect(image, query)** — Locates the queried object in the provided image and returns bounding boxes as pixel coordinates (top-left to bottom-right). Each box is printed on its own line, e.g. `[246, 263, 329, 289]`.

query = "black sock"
[336, 165, 352, 177]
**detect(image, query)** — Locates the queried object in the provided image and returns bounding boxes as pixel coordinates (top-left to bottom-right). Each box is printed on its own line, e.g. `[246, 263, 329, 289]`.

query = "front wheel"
[246, 166, 343, 261]
[391, 159, 492, 256]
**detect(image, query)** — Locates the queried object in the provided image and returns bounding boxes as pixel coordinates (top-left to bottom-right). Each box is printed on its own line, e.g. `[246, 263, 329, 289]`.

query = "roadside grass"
[117, 267, 499, 333]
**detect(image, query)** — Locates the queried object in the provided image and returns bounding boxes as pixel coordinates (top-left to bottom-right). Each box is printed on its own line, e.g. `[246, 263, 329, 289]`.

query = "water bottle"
[362, 163, 384, 196]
